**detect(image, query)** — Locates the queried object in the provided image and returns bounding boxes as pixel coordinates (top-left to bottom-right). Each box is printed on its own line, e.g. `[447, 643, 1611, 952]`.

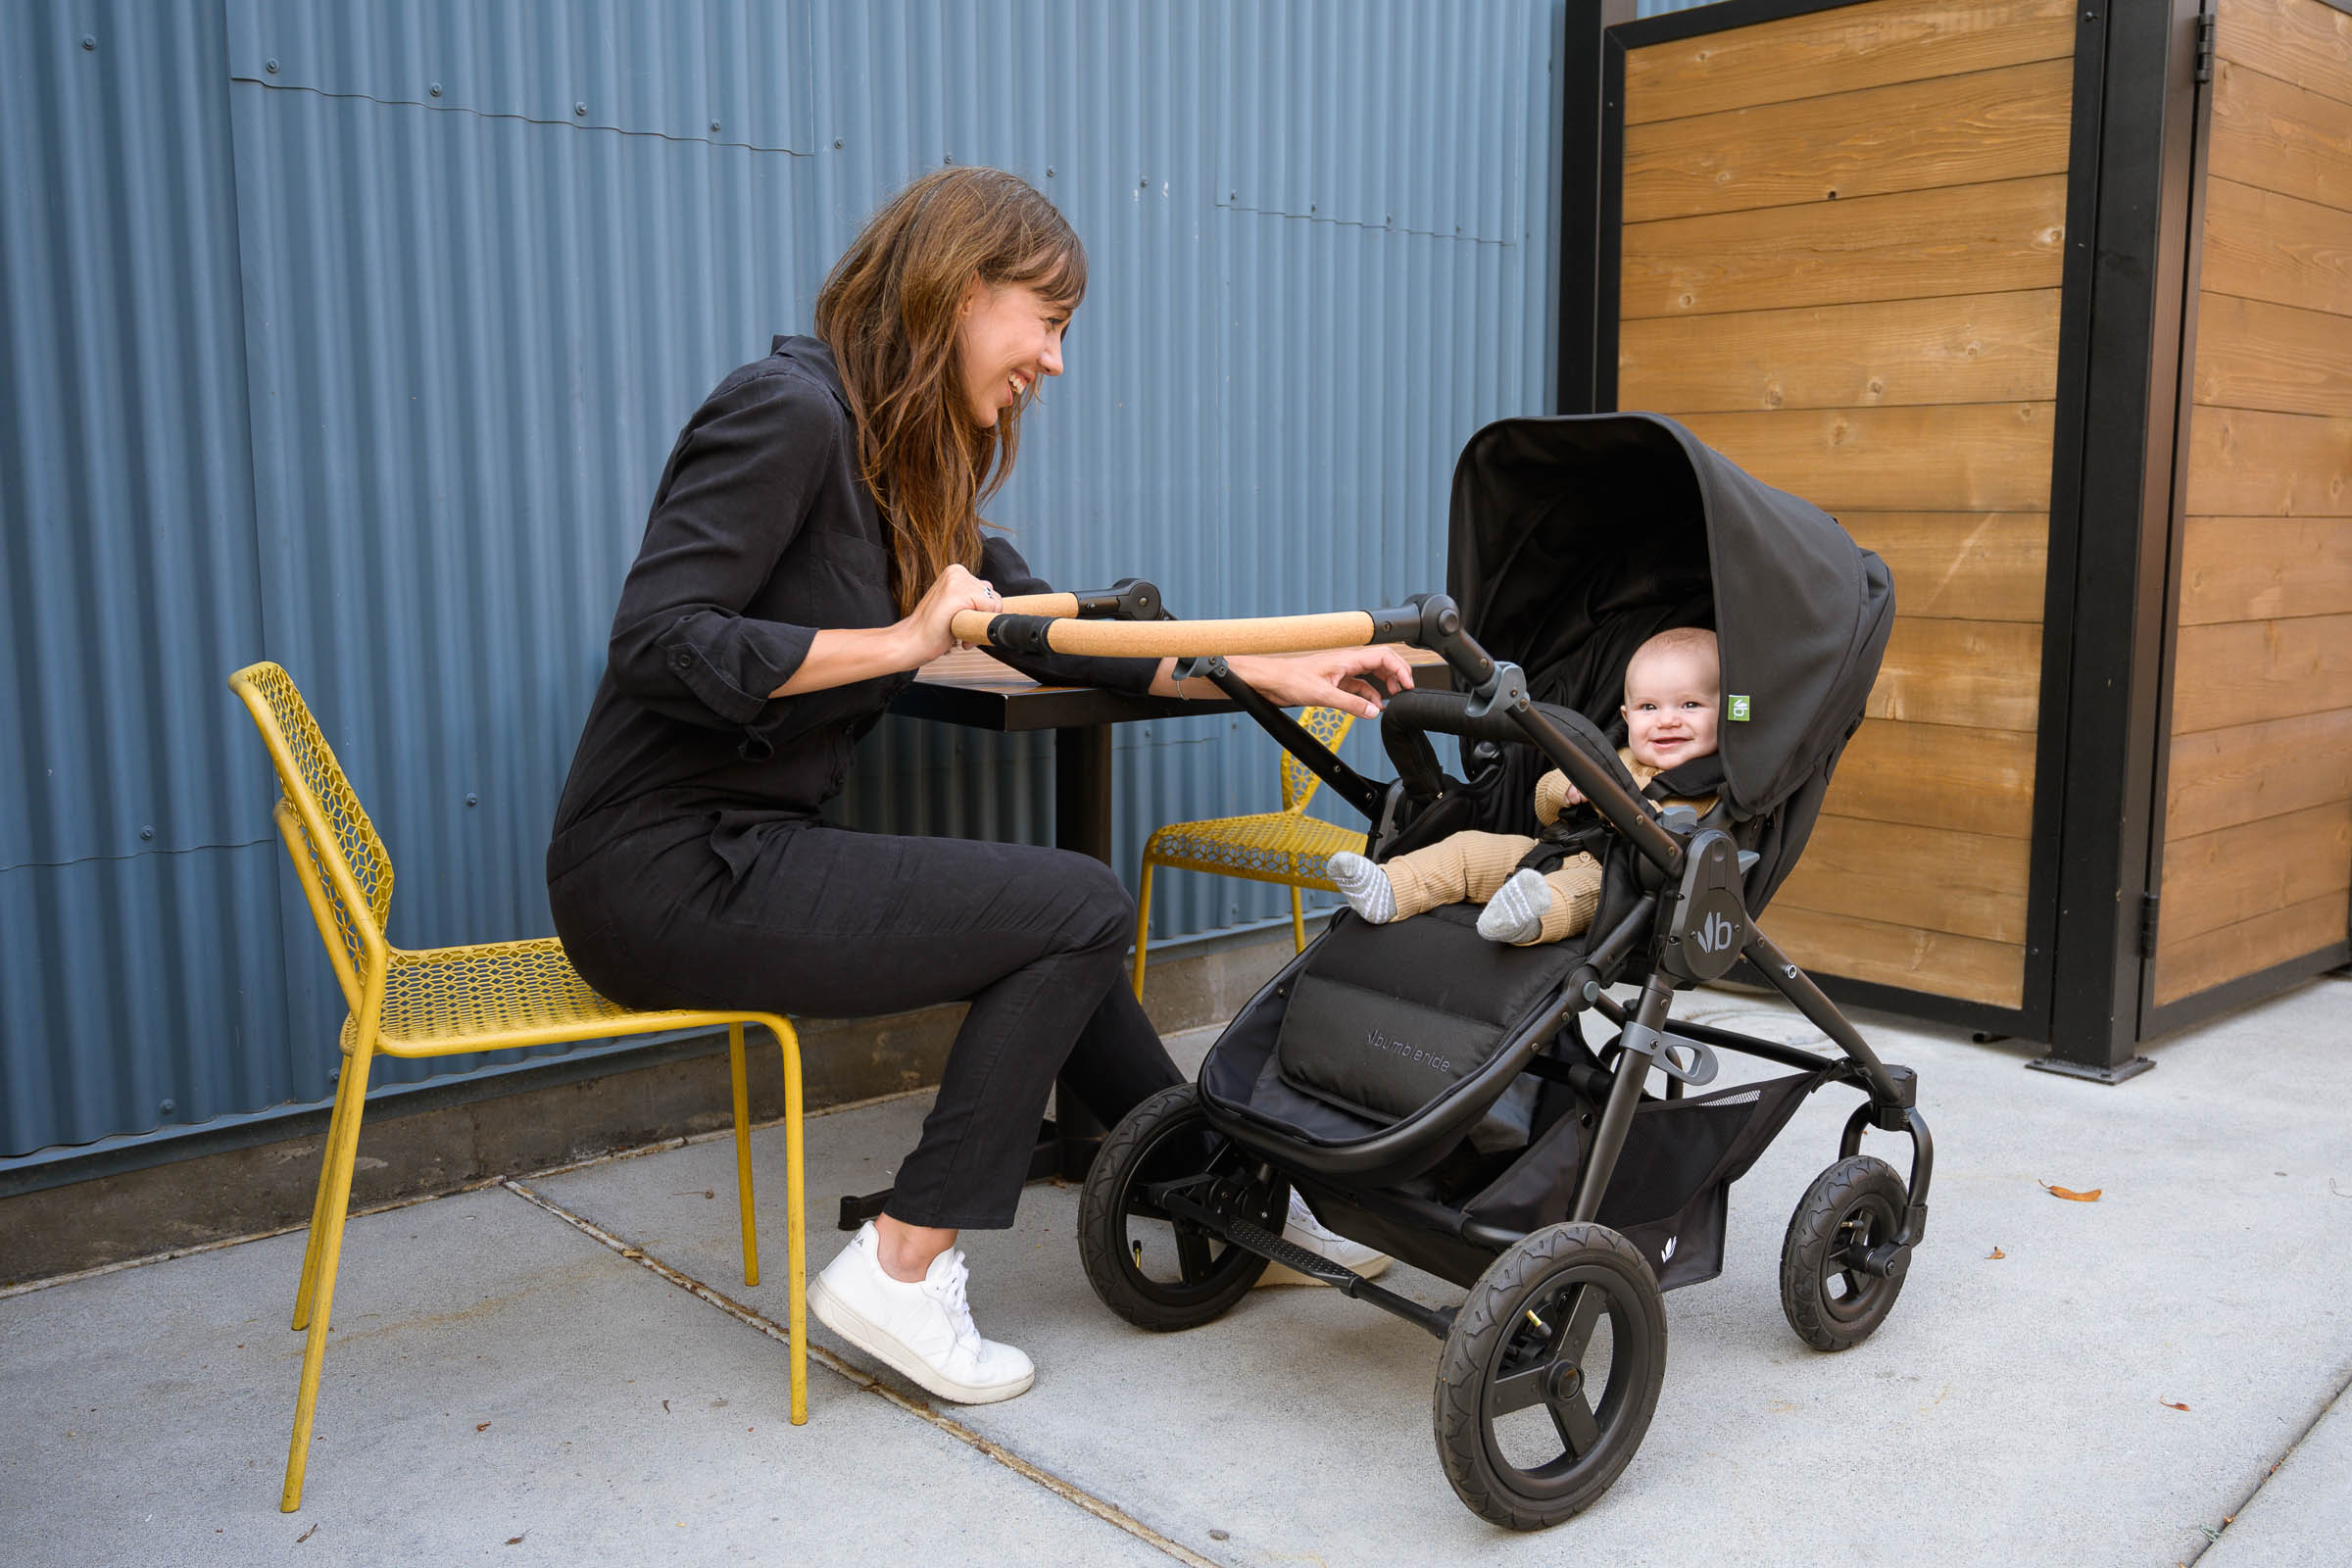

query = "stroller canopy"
[1446, 414, 1893, 818]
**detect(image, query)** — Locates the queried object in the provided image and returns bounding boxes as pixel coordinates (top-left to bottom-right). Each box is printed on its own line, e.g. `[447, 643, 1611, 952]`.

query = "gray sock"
[1477, 868, 1552, 944]
[1326, 851, 1396, 923]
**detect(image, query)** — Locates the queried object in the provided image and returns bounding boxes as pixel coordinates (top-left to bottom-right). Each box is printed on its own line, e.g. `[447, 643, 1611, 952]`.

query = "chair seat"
[1144, 810, 1364, 888]
[346, 937, 721, 1054]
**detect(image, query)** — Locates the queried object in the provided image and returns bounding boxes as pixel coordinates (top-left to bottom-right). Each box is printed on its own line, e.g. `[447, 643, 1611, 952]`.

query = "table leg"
[1048, 724, 1114, 1178]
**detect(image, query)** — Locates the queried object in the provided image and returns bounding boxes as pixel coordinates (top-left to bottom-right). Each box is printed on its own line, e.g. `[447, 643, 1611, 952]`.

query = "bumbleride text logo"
[1365, 1028, 1452, 1075]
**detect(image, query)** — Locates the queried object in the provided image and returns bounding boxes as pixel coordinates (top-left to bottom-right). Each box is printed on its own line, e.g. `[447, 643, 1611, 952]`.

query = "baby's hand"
[1561, 780, 1587, 808]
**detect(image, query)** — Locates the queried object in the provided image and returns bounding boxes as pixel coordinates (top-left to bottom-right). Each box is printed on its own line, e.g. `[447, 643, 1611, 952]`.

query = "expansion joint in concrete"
[496, 1177, 1222, 1568]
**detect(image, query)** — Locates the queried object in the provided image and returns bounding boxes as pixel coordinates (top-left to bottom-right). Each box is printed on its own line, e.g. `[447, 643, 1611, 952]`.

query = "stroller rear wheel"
[1780, 1154, 1909, 1350]
[1078, 1084, 1289, 1331]
[1433, 1222, 1667, 1530]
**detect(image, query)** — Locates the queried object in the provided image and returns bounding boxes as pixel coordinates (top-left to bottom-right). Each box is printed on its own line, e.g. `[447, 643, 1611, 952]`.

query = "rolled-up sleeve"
[607, 372, 834, 729]
[976, 535, 1161, 695]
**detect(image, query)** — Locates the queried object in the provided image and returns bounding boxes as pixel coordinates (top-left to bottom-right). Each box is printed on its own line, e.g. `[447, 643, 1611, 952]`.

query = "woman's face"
[956, 279, 1069, 427]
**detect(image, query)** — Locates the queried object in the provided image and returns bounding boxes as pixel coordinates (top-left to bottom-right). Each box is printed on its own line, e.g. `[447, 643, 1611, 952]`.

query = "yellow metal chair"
[227, 662, 807, 1512]
[1132, 706, 1361, 995]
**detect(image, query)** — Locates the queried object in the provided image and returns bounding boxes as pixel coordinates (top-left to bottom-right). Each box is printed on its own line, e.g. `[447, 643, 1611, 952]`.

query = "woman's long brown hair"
[814, 169, 1086, 614]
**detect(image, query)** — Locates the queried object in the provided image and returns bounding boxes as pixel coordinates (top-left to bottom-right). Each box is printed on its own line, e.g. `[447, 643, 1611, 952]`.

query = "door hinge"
[2195, 12, 2217, 84]
[2140, 891, 2162, 957]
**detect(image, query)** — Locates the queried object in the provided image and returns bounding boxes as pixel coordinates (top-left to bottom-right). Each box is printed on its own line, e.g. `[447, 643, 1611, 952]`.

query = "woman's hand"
[1219, 646, 1416, 719]
[897, 564, 1004, 666]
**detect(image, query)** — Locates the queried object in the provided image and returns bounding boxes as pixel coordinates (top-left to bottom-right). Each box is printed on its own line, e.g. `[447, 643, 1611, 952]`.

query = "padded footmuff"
[1273, 904, 1578, 1132]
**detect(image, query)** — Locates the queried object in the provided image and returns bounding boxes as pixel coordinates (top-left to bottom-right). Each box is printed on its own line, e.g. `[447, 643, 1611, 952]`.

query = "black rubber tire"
[1432, 1222, 1667, 1531]
[1780, 1154, 1910, 1351]
[1077, 1084, 1287, 1332]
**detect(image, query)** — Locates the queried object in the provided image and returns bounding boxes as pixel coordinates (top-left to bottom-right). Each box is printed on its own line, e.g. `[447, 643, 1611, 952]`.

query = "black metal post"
[1569, 969, 1677, 1224]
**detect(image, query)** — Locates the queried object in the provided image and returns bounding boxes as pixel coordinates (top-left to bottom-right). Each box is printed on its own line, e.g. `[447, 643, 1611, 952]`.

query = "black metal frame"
[1564, 0, 2333, 1066]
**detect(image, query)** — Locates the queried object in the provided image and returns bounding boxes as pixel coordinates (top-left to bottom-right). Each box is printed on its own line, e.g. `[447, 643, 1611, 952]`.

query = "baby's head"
[1621, 626, 1720, 772]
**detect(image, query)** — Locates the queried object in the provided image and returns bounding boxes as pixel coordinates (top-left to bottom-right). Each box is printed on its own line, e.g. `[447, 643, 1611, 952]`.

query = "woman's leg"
[570, 818, 1177, 1233]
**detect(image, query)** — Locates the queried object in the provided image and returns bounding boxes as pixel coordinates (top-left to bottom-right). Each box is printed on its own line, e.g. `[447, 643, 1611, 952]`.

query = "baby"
[1328, 626, 1721, 946]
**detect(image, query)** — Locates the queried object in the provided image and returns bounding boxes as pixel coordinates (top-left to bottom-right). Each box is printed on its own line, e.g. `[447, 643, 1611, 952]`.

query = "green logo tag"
[1728, 695, 1752, 721]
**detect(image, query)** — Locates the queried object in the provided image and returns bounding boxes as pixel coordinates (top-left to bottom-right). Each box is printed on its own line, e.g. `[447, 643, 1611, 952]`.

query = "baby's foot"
[1326, 852, 1397, 923]
[1477, 869, 1552, 945]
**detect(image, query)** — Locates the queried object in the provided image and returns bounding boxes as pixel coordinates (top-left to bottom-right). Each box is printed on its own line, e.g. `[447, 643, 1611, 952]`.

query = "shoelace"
[922, 1249, 981, 1350]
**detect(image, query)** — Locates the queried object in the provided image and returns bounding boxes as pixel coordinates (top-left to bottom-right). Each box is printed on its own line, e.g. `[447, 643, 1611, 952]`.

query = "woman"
[548, 168, 1407, 1404]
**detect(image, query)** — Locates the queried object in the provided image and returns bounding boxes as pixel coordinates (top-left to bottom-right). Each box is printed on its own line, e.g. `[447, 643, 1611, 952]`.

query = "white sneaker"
[808, 1223, 1035, 1404]
[1254, 1191, 1395, 1287]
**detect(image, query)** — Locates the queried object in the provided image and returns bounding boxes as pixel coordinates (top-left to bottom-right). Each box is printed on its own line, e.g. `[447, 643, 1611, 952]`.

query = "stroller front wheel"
[1077, 1084, 1289, 1331]
[1780, 1154, 1910, 1350]
[1433, 1222, 1667, 1530]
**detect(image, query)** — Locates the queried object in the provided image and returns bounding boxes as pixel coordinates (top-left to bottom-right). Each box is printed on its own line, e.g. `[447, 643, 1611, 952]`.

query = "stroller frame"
[1066, 587, 1935, 1529]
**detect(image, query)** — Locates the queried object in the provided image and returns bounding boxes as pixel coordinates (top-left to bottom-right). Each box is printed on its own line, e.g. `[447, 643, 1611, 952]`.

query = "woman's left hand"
[1223, 646, 1416, 719]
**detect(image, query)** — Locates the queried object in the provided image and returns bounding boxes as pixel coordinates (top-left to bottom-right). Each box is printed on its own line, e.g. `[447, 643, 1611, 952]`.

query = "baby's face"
[1622, 647, 1721, 772]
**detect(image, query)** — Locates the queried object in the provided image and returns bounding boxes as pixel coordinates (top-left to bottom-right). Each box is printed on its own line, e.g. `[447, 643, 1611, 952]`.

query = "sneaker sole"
[808, 1276, 1035, 1404]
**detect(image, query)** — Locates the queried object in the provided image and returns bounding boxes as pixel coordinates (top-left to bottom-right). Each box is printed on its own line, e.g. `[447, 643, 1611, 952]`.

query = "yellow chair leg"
[728, 1023, 760, 1288]
[775, 1020, 808, 1426]
[281, 1041, 373, 1512]
[1290, 886, 1307, 955]
[1131, 860, 1155, 1000]
[292, 1058, 365, 1331]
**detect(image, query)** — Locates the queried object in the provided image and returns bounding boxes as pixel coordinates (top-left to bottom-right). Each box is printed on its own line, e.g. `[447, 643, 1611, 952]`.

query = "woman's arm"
[770, 564, 998, 696]
[1148, 647, 1416, 719]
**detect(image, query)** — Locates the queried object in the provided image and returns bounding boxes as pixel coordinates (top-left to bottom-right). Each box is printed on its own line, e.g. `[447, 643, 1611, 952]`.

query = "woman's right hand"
[897, 564, 1003, 666]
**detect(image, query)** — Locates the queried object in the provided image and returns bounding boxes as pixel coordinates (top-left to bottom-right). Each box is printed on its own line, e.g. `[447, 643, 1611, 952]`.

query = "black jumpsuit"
[548, 336, 1183, 1229]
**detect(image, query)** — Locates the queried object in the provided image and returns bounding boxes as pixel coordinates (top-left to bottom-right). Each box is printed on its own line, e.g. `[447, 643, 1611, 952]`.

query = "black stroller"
[1023, 414, 1931, 1530]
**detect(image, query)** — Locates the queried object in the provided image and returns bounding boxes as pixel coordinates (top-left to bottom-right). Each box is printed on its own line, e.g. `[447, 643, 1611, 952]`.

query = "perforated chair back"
[228, 662, 393, 1016]
[1281, 707, 1356, 810]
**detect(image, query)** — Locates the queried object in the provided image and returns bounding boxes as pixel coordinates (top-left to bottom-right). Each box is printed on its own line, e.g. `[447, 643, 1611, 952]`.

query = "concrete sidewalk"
[4, 976, 2347, 1566]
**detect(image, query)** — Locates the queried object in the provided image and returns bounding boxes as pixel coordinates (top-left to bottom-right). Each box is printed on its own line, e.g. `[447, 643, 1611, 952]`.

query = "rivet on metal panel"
[835, 138, 845, 149]
[81, 35, 96, 50]
[1046, 167, 1055, 176]
[1309, 204, 1316, 213]
[160, 1100, 175, 1114]
[140, 825, 155, 840]
[1139, 176, 1149, 187]
[430, 82, 443, 97]
[574, 102, 587, 116]
[710, 121, 720, 133]
[465, 794, 479, 807]
[265, 58, 279, 74]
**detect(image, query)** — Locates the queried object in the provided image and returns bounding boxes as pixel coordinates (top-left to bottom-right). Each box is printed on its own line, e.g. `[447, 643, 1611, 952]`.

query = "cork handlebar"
[950, 605, 1381, 658]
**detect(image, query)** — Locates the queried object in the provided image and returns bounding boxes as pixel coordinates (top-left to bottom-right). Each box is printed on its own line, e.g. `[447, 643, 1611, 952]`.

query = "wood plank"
[2208, 57, 2352, 214]
[2191, 295, 2352, 417]
[2153, 890, 2350, 1005]
[1676, 405, 2055, 512]
[1826, 718, 2039, 839]
[2216, 0, 2352, 112]
[2157, 800, 2352, 945]
[1838, 511, 2048, 621]
[2183, 405, 2352, 516]
[1762, 904, 2026, 1006]
[2178, 516, 2352, 623]
[1622, 56, 2074, 221]
[1618, 290, 2062, 413]
[2169, 613, 2352, 733]
[1620, 175, 2068, 318]
[2199, 177, 2352, 318]
[1623, 0, 2077, 127]
[1775, 813, 2031, 943]
[1868, 617, 2044, 731]
[2165, 708, 2352, 840]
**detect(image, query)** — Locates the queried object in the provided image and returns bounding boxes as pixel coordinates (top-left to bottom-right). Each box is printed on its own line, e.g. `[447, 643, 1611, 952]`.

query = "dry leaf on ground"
[2160, 1398, 2190, 1411]
[1986, 1247, 2006, 1259]
[2040, 1182, 2102, 1201]
[475, 1421, 491, 1432]
[506, 1535, 526, 1546]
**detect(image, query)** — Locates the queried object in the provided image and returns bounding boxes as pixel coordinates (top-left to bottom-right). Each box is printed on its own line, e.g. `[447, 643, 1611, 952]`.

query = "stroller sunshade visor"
[1447, 415, 1895, 817]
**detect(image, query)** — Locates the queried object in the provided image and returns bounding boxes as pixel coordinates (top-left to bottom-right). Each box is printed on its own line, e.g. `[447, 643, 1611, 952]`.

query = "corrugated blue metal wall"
[2, 0, 1567, 1162]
